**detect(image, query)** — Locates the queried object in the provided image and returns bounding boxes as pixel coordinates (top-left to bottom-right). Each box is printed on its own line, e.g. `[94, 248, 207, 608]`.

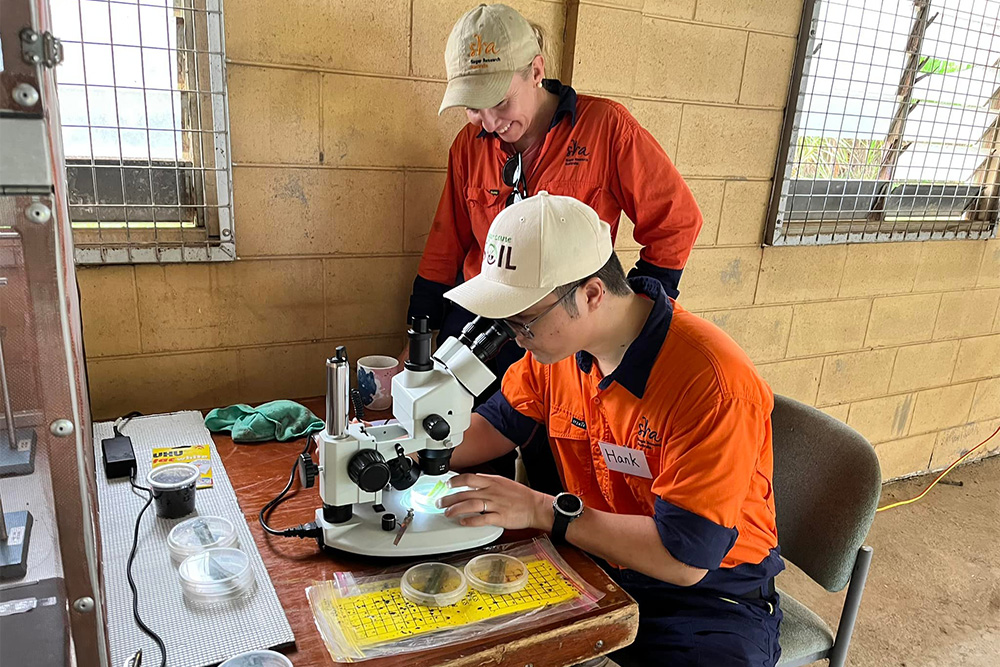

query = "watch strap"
[551, 510, 571, 544]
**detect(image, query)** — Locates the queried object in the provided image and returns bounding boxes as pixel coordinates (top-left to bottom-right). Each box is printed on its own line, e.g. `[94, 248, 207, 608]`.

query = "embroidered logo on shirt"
[571, 417, 587, 429]
[565, 139, 590, 166]
[635, 416, 663, 449]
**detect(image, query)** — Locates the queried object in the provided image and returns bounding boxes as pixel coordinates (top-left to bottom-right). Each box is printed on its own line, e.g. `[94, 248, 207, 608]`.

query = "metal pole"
[828, 545, 874, 667]
[0, 493, 7, 542]
[0, 277, 18, 451]
[325, 346, 349, 438]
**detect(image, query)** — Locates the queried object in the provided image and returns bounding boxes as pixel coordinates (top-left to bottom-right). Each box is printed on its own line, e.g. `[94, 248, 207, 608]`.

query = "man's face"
[504, 286, 587, 365]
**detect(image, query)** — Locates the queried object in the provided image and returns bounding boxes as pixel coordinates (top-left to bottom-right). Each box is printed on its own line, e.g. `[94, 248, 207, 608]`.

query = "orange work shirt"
[476, 277, 783, 595]
[409, 80, 703, 330]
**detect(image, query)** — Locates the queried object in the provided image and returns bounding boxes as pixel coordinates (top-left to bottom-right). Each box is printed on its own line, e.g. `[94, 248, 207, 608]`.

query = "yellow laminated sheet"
[314, 559, 580, 649]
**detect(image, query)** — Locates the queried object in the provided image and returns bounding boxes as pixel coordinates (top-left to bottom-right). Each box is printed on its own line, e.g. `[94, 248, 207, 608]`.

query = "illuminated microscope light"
[399, 471, 471, 515]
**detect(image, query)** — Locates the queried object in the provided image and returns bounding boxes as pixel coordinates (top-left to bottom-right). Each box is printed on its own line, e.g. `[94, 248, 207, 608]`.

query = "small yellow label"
[151, 444, 213, 489]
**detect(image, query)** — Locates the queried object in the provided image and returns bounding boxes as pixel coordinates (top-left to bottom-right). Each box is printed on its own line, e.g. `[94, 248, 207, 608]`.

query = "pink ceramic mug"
[356, 355, 402, 412]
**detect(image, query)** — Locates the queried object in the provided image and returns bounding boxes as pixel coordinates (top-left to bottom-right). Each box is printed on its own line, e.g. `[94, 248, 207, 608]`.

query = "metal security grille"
[53, 0, 234, 263]
[767, 0, 1000, 245]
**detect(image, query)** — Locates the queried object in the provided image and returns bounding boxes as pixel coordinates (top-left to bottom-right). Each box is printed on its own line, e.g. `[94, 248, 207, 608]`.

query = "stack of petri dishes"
[178, 547, 256, 604]
[167, 515, 238, 565]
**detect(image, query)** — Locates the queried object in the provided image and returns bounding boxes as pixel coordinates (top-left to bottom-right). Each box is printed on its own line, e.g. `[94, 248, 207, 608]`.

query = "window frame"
[60, 0, 234, 264]
[766, 0, 1000, 246]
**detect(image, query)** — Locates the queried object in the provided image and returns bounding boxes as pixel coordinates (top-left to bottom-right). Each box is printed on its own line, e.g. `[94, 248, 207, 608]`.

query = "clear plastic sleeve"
[306, 536, 605, 662]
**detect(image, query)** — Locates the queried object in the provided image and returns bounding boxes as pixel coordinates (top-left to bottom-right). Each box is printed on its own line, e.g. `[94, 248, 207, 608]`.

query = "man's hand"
[443, 473, 709, 587]
[438, 473, 554, 531]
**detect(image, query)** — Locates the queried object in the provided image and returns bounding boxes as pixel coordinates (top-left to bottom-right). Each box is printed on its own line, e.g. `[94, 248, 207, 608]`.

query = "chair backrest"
[771, 394, 881, 592]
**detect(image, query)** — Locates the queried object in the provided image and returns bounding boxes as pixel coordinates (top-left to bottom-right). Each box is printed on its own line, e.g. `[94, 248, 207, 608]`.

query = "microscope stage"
[316, 476, 502, 558]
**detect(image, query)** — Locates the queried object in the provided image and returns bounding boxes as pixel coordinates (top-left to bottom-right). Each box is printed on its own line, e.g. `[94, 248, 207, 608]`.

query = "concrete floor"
[778, 455, 1000, 666]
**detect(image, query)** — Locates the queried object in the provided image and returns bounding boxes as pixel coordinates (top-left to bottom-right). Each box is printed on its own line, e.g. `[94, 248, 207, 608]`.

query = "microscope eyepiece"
[457, 316, 495, 348]
[467, 318, 515, 363]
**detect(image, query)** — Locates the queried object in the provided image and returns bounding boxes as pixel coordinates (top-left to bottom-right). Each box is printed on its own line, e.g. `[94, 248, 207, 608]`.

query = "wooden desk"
[212, 400, 638, 666]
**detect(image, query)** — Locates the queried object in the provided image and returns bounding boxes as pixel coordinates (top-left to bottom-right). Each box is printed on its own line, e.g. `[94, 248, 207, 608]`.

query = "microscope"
[309, 316, 515, 557]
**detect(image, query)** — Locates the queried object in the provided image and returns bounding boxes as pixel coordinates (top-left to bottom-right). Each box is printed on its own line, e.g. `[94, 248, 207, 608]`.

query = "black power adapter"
[102, 434, 136, 479]
[102, 412, 144, 479]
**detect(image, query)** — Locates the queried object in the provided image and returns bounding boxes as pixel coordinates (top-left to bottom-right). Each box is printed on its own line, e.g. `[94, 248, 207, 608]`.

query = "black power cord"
[126, 471, 167, 667]
[110, 412, 165, 667]
[258, 436, 322, 540]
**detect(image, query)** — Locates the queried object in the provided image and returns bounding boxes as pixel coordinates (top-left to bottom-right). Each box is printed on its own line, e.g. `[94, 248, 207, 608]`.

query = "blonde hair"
[517, 22, 546, 79]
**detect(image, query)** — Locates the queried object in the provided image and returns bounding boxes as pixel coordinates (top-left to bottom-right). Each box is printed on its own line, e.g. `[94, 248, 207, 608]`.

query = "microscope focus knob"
[422, 414, 451, 441]
[348, 450, 391, 493]
[297, 452, 319, 489]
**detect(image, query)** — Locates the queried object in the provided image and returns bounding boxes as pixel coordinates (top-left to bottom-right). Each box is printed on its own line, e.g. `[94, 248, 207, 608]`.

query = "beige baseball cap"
[439, 4, 541, 114]
[444, 193, 614, 319]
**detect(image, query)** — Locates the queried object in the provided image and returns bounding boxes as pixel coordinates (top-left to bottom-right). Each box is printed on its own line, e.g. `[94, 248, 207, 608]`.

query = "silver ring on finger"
[480, 500, 488, 515]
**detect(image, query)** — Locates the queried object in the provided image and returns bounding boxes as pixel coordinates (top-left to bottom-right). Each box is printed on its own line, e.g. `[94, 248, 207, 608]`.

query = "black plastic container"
[147, 463, 199, 518]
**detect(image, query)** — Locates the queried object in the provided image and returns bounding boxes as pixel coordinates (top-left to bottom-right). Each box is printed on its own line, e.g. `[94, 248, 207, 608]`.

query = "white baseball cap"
[439, 4, 541, 114]
[444, 192, 614, 319]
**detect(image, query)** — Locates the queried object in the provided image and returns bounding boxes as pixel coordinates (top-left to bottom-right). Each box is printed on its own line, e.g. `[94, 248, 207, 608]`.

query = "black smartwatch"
[551, 492, 584, 545]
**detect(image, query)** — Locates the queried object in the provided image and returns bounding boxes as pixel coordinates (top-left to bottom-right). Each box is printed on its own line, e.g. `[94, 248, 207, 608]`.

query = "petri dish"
[167, 515, 238, 564]
[400, 562, 467, 607]
[401, 471, 467, 515]
[178, 547, 256, 604]
[464, 554, 528, 595]
[218, 650, 293, 667]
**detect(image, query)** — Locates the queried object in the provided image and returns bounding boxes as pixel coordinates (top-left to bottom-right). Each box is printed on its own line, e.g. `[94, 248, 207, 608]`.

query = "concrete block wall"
[76, 0, 999, 481]
[583, 0, 1000, 480]
[78, 0, 566, 421]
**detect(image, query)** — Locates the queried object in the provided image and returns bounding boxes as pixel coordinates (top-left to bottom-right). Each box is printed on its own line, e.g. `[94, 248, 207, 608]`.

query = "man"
[438, 192, 783, 666]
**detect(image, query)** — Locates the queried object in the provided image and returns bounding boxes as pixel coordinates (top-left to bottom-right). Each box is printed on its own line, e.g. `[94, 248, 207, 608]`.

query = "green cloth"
[204, 400, 324, 443]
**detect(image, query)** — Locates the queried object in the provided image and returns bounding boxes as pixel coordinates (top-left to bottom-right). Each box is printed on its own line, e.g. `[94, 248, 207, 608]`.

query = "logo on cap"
[469, 34, 499, 57]
[469, 34, 502, 70]
[485, 234, 518, 270]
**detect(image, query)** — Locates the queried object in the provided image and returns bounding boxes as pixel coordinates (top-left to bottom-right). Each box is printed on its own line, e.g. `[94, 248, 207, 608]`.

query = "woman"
[403, 3, 703, 484]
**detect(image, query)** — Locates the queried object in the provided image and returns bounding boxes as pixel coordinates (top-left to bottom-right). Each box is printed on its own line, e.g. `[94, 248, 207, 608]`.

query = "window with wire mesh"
[768, 0, 1000, 245]
[52, 0, 234, 263]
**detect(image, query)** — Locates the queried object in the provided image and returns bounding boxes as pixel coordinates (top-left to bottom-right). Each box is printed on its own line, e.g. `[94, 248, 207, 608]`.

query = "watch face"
[556, 493, 583, 515]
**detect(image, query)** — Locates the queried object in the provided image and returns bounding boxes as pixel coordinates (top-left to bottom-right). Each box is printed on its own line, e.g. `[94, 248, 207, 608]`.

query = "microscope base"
[316, 491, 502, 558]
[0, 428, 36, 477]
[0, 510, 33, 580]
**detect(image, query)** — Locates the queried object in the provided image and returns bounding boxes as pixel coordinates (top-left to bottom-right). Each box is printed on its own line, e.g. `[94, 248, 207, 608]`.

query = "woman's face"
[465, 60, 544, 145]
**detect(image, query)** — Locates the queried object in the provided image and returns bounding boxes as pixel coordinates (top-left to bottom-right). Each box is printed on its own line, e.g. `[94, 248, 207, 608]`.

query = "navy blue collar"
[476, 79, 578, 140]
[575, 277, 674, 399]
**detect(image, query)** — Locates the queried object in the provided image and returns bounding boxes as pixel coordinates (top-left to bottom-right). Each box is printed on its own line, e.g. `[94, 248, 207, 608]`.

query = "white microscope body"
[313, 317, 513, 557]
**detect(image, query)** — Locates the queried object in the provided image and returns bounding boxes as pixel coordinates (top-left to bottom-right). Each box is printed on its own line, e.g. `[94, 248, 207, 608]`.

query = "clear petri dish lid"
[400, 562, 467, 607]
[167, 515, 237, 563]
[464, 554, 528, 595]
[219, 650, 293, 667]
[178, 548, 255, 603]
[147, 462, 200, 489]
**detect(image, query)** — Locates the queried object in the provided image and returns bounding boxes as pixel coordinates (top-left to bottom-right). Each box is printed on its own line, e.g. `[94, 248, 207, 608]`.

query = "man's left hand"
[439, 473, 554, 531]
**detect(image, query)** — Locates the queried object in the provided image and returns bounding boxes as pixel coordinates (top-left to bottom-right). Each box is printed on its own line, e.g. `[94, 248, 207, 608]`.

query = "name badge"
[599, 441, 653, 478]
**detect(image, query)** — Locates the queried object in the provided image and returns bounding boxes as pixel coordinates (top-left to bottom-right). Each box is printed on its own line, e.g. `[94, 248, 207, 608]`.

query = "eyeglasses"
[502, 152, 528, 208]
[504, 282, 583, 340]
